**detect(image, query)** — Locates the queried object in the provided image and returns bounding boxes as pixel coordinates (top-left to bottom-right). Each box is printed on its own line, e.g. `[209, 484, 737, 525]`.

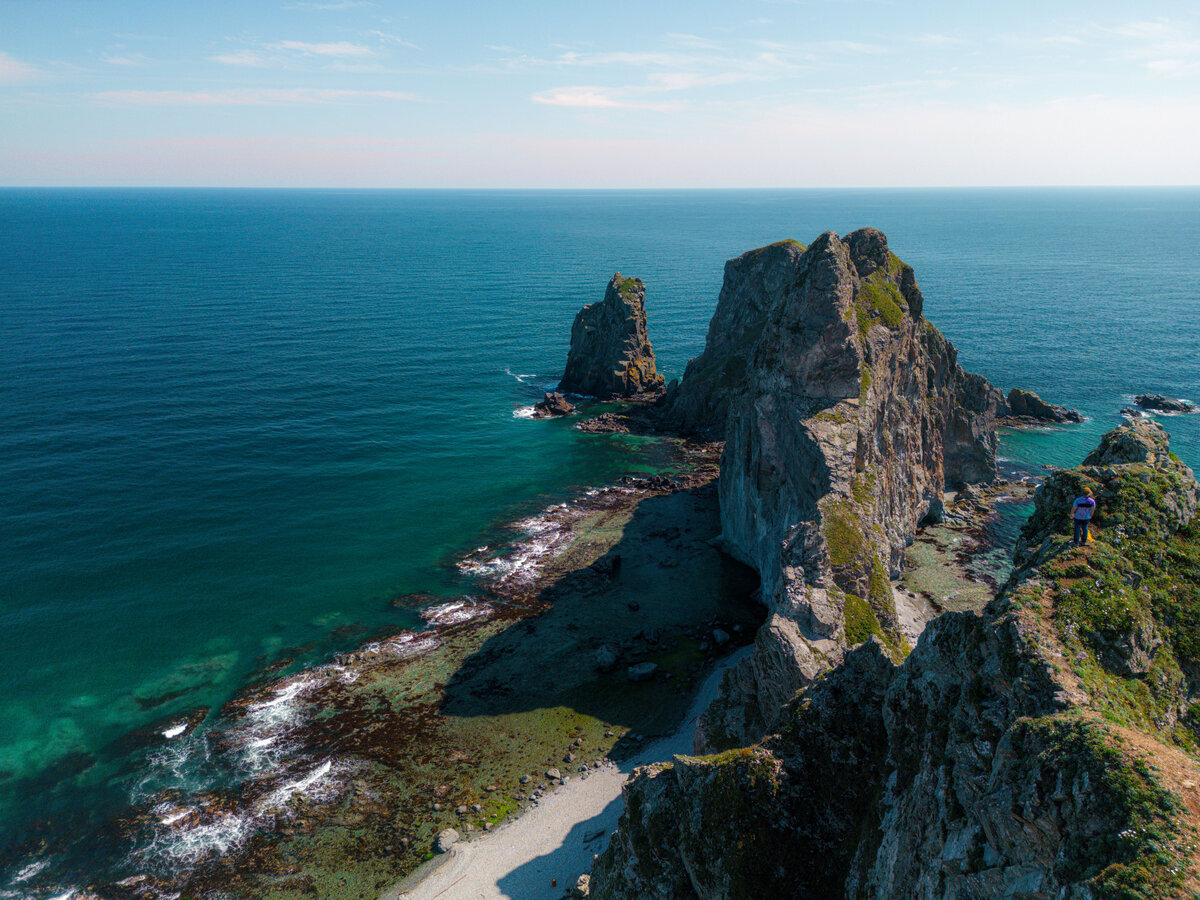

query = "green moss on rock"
[821, 500, 867, 568]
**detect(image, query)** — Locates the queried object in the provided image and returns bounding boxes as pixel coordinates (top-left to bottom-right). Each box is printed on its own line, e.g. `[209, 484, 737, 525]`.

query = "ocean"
[2, 187, 1198, 896]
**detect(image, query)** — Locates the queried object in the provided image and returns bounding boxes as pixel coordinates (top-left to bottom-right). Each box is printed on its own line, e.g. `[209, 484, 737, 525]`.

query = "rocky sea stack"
[593, 419, 1200, 898]
[662, 229, 1000, 747]
[558, 273, 665, 399]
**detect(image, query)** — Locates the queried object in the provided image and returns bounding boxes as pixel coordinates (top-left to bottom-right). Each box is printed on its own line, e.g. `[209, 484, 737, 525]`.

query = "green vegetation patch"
[821, 500, 867, 568]
[617, 276, 641, 299]
[854, 270, 907, 336]
[851, 470, 876, 508]
[843, 590, 884, 647]
[1007, 715, 1188, 898]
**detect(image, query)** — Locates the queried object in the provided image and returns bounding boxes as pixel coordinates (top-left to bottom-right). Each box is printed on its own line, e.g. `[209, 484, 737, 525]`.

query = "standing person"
[1072, 488, 1097, 546]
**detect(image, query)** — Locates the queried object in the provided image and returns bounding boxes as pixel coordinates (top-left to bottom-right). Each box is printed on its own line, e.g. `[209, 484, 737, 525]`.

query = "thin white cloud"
[210, 50, 271, 67]
[369, 30, 420, 50]
[95, 88, 416, 106]
[531, 86, 680, 111]
[0, 51, 39, 82]
[288, 0, 373, 8]
[272, 40, 373, 57]
[1108, 20, 1175, 40]
[101, 53, 150, 66]
[666, 33, 722, 50]
[814, 40, 888, 55]
[1145, 57, 1199, 76]
[915, 33, 966, 47]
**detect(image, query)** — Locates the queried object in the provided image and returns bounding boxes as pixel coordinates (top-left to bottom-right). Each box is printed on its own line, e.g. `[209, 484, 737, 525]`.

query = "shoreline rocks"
[558, 273, 665, 400]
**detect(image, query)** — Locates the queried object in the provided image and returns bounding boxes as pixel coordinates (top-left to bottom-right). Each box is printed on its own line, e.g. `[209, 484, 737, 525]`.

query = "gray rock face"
[1003, 387, 1083, 423]
[558, 274, 665, 399]
[670, 229, 999, 749]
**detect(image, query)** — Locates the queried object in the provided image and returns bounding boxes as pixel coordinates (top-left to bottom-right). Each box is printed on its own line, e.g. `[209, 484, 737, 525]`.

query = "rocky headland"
[558, 273, 665, 400]
[592, 419, 1200, 899]
[540, 231, 1200, 898]
[656, 229, 1004, 749]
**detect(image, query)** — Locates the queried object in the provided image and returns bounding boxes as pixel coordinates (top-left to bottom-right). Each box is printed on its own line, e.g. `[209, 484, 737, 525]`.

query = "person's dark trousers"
[1074, 519, 1089, 545]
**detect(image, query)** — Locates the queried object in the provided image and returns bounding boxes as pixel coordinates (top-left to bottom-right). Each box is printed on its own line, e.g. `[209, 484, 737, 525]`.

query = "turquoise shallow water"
[2, 188, 1198, 891]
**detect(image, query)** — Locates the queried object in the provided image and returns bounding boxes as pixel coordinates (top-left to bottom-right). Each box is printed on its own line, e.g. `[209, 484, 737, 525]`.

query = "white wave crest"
[10, 860, 50, 883]
[363, 632, 440, 658]
[420, 599, 493, 627]
[512, 406, 536, 419]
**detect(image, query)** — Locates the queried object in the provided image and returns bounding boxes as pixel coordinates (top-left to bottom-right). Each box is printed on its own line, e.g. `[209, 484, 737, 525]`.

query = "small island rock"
[558, 273, 665, 399]
[531, 391, 576, 418]
[1003, 388, 1083, 424]
[1135, 393, 1197, 414]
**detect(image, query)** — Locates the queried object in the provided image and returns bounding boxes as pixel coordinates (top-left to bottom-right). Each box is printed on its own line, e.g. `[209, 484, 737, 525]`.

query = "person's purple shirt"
[1073, 496, 1096, 520]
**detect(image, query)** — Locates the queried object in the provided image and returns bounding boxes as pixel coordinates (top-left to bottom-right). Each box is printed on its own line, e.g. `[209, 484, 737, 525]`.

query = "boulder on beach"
[626, 662, 658, 682]
[1135, 393, 1197, 414]
[434, 828, 460, 853]
[594, 644, 621, 673]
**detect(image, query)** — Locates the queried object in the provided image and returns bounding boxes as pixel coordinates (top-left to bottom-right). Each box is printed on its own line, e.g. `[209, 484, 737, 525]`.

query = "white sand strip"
[385, 647, 751, 900]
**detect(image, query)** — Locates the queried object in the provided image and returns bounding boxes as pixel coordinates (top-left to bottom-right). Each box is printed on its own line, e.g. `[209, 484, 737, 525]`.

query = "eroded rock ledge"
[593, 421, 1200, 899]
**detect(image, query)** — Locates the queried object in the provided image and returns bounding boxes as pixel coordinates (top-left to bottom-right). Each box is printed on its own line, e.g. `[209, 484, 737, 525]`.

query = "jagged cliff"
[593, 420, 1200, 899]
[668, 230, 1000, 748]
[559, 273, 665, 399]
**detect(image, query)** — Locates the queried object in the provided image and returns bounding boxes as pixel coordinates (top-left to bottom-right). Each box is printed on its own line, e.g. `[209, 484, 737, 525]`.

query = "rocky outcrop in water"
[558, 273, 665, 399]
[531, 391, 576, 418]
[593, 421, 1200, 899]
[1136, 394, 1197, 414]
[664, 229, 1000, 748]
[1001, 387, 1083, 424]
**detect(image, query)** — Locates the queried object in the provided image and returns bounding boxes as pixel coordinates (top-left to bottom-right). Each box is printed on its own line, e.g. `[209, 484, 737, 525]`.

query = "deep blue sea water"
[2, 188, 1198, 893]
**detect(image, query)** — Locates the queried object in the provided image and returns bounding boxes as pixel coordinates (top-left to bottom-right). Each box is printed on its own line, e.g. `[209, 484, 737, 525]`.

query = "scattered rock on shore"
[626, 662, 658, 682]
[434, 828, 459, 853]
[594, 644, 621, 673]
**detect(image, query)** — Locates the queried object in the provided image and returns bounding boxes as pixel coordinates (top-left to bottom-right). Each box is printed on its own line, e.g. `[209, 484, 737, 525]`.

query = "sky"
[1, 0, 1198, 187]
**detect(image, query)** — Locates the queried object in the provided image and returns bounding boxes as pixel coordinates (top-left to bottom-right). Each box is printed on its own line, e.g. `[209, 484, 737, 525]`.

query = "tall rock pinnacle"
[558, 274, 665, 399]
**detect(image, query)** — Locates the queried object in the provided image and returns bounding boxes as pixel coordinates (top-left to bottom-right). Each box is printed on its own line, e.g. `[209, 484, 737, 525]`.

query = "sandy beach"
[386, 646, 752, 900]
